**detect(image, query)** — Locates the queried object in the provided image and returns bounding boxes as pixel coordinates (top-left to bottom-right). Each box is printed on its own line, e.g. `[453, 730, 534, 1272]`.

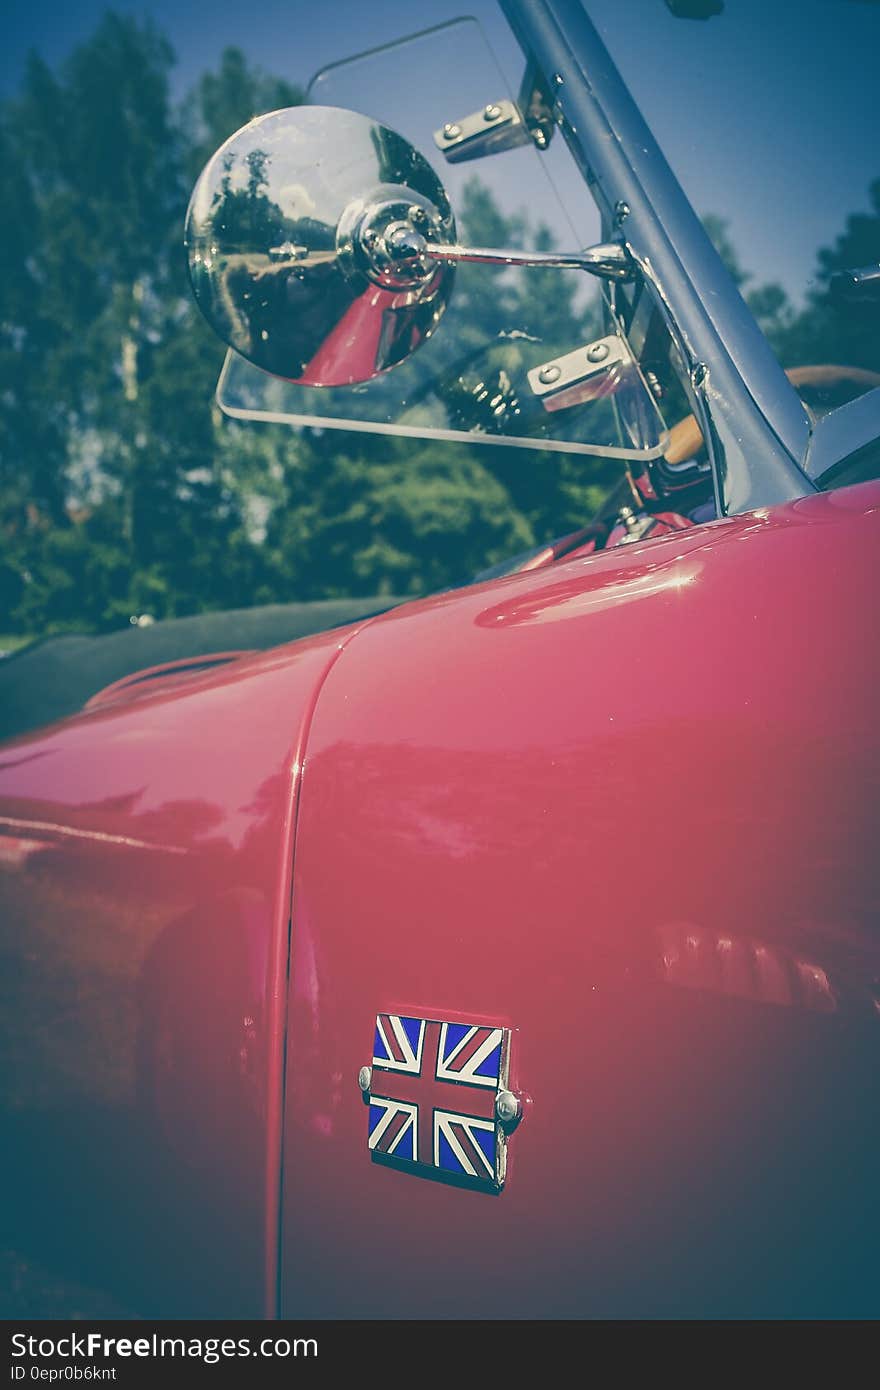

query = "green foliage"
[0, 18, 287, 633]
[266, 435, 536, 599]
[769, 178, 880, 377]
[701, 206, 880, 391]
[182, 46, 304, 180]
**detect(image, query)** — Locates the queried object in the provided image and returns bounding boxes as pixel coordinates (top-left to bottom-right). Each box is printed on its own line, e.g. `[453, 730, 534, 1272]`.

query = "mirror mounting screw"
[442, 123, 462, 140]
[538, 363, 562, 385]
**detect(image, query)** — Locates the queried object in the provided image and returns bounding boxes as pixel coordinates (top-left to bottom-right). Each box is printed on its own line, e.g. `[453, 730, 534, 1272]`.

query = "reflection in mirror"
[186, 106, 455, 386]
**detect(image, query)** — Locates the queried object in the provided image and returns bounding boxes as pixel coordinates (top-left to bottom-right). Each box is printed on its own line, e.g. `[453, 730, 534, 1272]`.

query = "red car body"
[2, 479, 878, 1316]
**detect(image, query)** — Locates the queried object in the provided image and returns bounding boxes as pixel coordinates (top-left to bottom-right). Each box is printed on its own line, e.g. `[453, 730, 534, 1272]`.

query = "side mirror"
[185, 105, 456, 387]
[186, 104, 633, 390]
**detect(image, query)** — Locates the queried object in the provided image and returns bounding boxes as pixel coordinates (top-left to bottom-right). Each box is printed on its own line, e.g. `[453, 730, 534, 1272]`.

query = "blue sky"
[1, 1, 522, 97]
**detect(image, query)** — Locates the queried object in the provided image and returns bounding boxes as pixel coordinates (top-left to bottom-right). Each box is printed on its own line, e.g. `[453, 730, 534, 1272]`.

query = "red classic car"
[2, 0, 879, 1319]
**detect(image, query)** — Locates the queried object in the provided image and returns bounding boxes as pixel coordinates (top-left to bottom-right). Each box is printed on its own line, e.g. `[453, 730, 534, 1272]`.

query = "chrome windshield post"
[500, 0, 816, 514]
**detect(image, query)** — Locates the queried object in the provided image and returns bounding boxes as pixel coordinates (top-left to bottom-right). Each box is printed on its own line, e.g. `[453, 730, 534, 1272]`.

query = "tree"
[0, 22, 303, 633]
[183, 46, 304, 181]
[772, 177, 880, 382]
[703, 199, 880, 395]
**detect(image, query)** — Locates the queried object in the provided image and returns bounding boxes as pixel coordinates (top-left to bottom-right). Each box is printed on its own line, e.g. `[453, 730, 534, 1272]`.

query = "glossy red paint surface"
[279, 481, 880, 1317]
[83, 651, 255, 711]
[0, 622, 363, 1315]
[1, 482, 878, 1317]
[297, 286, 424, 387]
[513, 523, 602, 572]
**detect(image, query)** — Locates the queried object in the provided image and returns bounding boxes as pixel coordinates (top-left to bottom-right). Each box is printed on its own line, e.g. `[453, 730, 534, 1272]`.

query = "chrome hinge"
[434, 100, 531, 163]
[434, 60, 556, 164]
[517, 61, 556, 152]
[527, 335, 629, 413]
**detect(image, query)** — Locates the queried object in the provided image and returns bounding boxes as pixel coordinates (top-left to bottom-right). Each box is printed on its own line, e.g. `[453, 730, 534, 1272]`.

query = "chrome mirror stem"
[425, 240, 633, 280]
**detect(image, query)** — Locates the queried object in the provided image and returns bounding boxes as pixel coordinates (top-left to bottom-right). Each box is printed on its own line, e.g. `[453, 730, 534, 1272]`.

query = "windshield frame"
[502, 0, 821, 515]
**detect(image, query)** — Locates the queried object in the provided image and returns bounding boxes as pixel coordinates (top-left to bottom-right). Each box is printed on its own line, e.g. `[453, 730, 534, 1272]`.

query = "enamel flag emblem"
[358, 1014, 521, 1191]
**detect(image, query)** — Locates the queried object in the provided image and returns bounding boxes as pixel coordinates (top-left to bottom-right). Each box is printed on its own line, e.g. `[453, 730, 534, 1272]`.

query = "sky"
[0, 1, 522, 98]
[594, 0, 880, 306]
[4, 0, 878, 305]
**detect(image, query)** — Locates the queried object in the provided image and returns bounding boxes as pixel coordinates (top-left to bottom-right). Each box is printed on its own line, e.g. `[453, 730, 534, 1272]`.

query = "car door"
[279, 478, 880, 1317]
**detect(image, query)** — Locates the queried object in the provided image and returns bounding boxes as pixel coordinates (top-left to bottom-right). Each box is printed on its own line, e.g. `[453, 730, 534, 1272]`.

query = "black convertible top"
[0, 597, 399, 744]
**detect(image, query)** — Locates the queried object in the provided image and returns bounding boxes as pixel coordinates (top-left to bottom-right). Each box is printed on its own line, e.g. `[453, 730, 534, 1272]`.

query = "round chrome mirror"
[185, 105, 456, 387]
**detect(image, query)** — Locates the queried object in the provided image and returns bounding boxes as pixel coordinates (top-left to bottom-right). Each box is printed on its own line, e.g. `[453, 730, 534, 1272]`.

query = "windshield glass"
[218, 17, 667, 460]
[589, 0, 880, 418]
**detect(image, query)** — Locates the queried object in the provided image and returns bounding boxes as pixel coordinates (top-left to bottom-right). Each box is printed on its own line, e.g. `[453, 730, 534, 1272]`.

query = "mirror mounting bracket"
[434, 99, 531, 163]
[434, 64, 557, 164]
[527, 335, 631, 411]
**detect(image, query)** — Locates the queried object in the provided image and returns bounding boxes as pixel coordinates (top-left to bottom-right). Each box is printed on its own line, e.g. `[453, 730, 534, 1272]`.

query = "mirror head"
[185, 105, 456, 386]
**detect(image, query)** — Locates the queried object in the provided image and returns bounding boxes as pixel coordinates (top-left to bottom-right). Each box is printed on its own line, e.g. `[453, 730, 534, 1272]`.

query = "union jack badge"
[359, 1014, 521, 1191]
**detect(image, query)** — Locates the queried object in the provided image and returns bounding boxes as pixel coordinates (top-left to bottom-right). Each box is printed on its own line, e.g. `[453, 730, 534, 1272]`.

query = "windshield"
[217, 17, 668, 460]
[589, 0, 880, 419]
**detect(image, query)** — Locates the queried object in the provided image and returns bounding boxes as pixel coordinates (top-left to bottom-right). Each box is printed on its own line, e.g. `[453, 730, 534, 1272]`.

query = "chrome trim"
[495, 1090, 521, 1124]
[527, 333, 627, 402]
[433, 99, 530, 161]
[425, 238, 632, 278]
[502, 0, 815, 513]
[805, 388, 880, 483]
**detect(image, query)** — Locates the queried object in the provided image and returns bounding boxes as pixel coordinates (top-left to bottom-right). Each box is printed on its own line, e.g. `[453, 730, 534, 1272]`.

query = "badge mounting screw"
[495, 1090, 521, 1124]
[358, 1065, 372, 1093]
